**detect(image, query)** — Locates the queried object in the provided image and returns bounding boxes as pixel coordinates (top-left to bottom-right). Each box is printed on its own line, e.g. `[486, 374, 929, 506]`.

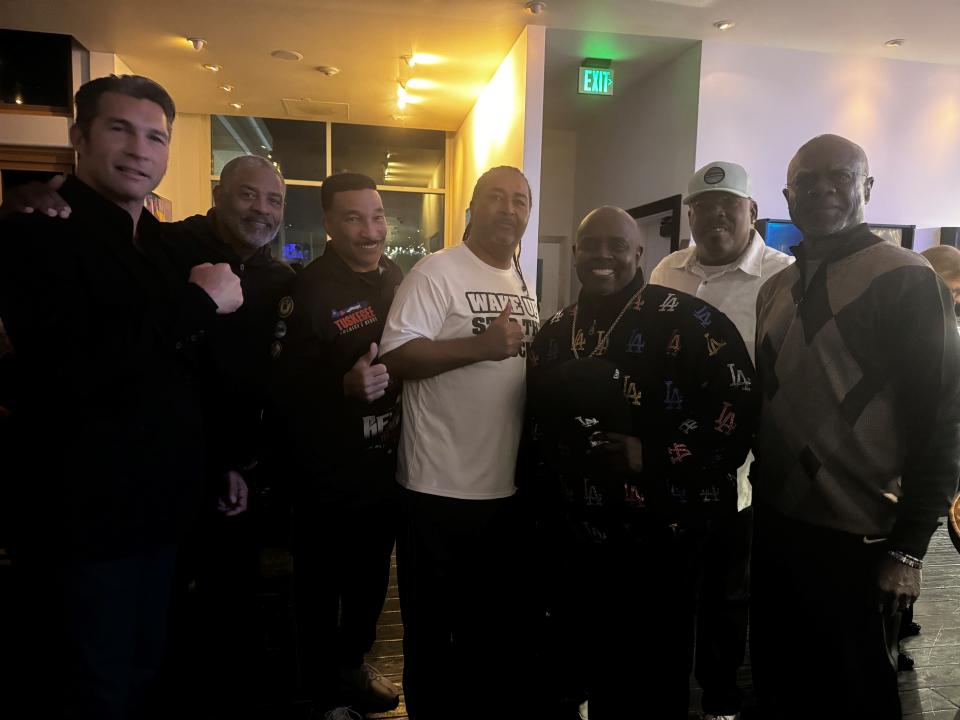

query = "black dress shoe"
[898, 651, 915, 672]
[901, 621, 921, 638]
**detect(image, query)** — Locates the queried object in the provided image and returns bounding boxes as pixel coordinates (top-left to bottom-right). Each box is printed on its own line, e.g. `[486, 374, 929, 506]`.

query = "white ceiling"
[1, 0, 959, 131]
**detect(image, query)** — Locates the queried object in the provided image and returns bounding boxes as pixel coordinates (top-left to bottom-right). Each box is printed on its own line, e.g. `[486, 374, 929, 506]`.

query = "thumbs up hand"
[479, 301, 525, 361]
[343, 342, 391, 402]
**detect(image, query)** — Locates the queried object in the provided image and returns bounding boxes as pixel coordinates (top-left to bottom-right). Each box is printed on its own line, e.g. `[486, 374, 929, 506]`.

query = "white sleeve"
[380, 266, 449, 355]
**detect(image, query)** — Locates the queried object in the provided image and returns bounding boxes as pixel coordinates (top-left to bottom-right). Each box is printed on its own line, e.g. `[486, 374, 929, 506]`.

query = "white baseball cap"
[684, 161, 752, 204]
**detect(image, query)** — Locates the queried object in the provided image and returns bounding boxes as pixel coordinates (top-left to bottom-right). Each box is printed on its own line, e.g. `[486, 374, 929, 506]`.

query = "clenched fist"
[479, 302, 524, 361]
[189, 263, 243, 314]
[344, 342, 391, 402]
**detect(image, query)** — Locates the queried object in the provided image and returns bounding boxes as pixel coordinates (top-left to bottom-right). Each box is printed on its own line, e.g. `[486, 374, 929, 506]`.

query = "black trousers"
[292, 493, 398, 710]
[397, 490, 530, 720]
[9, 544, 177, 720]
[751, 507, 902, 720]
[158, 511, 261, 720]
[695, 507, 752, 716]
[545, 523, 706, 720]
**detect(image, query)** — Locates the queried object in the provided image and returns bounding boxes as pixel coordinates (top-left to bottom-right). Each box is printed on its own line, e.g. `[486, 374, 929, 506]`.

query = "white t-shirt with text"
[380, 244, 540, 500]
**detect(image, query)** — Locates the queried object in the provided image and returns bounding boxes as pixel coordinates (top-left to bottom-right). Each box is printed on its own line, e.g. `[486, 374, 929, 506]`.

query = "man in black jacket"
[270, 172, 404, 718]
[0, 75, 243, 720]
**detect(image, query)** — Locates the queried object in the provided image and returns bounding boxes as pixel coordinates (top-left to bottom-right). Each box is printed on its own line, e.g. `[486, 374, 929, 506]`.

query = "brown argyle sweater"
[754, 223, 960, 558]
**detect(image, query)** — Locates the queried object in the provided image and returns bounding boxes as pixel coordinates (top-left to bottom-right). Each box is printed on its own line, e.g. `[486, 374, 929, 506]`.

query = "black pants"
[292, 493, 398, 710]
[9, 545, 177, 720]
[158, 511, 261, 719]
[751, 507, 902, 720]
[545, 523, 706, 720]
[397, 490, 530, 720]
[695, 507, 752, 716]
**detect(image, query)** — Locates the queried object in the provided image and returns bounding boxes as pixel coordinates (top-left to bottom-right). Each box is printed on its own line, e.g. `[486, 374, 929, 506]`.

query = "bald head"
[784, 134, 873, 238]
[574, 206, 643, 297]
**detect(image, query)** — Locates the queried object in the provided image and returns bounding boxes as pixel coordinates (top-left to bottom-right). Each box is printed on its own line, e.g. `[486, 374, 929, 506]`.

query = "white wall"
[538, 128, 577, 315]
[697, 41, 960, 229]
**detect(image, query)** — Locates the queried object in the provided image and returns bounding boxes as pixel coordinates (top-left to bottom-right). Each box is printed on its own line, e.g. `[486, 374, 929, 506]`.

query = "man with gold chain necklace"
[525, 206, 759, 719]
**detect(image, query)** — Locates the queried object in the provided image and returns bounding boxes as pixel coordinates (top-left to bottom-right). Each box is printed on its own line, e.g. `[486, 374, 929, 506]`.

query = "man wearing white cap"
[651, 161, 793, 720]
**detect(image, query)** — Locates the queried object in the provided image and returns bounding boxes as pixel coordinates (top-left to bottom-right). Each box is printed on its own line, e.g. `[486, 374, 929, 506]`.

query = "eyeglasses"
[689, 194, 747, 212]
[785, 169, 868, 194]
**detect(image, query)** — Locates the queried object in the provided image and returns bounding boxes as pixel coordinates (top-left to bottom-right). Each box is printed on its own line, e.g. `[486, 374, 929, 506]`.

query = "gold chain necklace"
[571, 285, 645, 359]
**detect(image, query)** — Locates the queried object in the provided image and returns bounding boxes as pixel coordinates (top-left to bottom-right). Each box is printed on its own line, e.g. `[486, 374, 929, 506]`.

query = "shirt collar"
[677, 229, 766, 278]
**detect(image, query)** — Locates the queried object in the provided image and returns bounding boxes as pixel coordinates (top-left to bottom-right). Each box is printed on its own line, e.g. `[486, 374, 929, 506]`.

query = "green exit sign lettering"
[579, 66, 614, 95]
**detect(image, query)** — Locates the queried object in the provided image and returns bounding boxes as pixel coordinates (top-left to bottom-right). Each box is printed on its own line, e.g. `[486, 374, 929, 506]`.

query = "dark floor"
[359, 523, 960, 720]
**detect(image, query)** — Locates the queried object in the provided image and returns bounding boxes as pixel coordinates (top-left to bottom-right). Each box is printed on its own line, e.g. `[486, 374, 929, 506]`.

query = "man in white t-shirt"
[380, 166, 539, 720]
[650, 161, 793, 720]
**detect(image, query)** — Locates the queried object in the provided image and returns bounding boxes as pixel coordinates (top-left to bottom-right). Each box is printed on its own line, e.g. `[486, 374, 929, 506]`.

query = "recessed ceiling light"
[713, 19, 736, 31]
[202, 63, 222, 72]
[219, 84, 235, 93]
[14, 95, 24, 105]
[186, 37, 206, 51]
[315, 65, 340, 76]
[885, 38, 906, 48]
[228, 102, 242, 109]
[524, 1, 546, 14]
[271, 49, 303, 61]
[392, 113, 405, 121]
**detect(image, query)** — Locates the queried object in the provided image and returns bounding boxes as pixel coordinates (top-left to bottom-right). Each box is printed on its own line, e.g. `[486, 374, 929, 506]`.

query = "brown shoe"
[340, 663, 400, 713]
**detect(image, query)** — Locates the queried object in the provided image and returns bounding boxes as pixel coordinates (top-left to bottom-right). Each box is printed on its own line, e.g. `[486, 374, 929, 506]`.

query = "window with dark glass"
[0, 30, 73, 112]
[212, 116, 326, 181]
[332, 124, 445, 189]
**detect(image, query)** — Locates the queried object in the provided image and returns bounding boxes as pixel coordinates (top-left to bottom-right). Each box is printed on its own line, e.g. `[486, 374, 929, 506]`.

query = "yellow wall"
[153, 113, 212, 221]
[448, 25, 545, 286]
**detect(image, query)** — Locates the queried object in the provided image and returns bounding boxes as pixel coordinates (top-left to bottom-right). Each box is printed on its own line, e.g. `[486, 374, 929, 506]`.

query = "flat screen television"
[755, 219, 916, 255]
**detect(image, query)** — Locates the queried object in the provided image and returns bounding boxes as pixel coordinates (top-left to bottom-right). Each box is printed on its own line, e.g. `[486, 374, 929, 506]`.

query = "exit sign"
[579, 66, 614, 95]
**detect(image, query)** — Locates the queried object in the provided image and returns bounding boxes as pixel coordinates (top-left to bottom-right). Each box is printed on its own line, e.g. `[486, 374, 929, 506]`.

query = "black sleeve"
[888, 272, 960, 558]
[650, 308, 760, 487]
[269, 275, 345, 435]
[0, 218, 217, 406]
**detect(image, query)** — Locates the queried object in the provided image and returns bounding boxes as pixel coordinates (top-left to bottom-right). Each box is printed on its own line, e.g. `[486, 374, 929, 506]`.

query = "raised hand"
[479, 301, 524, 361]
[344, 342, 391, 402]
[189, 263, 243, 314]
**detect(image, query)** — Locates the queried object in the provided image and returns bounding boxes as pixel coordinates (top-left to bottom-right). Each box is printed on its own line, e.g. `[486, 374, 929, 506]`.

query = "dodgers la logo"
[666, 329, 681, 356]
[693, 306, 712, 327]
[621, 374, 642, 406]
[668, 442, 692, 464]
[594, 330, 609, 356]
[659, 293, 680, 312]
[585, 482, 603, 507]
[678, 418, 698, 435]
[546, 338, 560, 361]
[714, 402, 737, 435]
[705, 332, 727, 357]
[727, 363, 752, 391]
[626, 329, 645, 354]
[572, 329, 586, 353]
[663, 381, 683, 410]
[624, 484, 646, 507]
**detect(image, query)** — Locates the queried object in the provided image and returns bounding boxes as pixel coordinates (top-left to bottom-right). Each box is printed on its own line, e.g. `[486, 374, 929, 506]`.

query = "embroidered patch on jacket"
[331, 300, 378, 334]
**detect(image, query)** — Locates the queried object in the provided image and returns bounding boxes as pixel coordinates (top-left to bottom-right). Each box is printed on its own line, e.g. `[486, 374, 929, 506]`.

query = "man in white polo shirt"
[650, 161, 793, 720]
[380, 166, 539, 720]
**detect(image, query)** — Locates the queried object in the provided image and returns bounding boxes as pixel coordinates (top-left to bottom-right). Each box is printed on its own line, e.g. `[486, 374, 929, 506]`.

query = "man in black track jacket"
[270, 172, 404, 717]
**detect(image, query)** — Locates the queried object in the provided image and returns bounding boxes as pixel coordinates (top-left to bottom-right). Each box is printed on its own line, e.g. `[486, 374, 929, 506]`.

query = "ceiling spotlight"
[187, 37, 207, 51]
[524, 1, 546, 14]
[315, 65, 340, 76]
[713, 20, 736, 31]
[401, 54, 416, 68]
[202, 63, 222, 72]
[14, 95, 24, 105]
[271, 49, 303, 61]
[392, 113, 405, 121]
[228, 102, 242, 109]
[884, 38, 906, 48]
[219, 84, 235, 93]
